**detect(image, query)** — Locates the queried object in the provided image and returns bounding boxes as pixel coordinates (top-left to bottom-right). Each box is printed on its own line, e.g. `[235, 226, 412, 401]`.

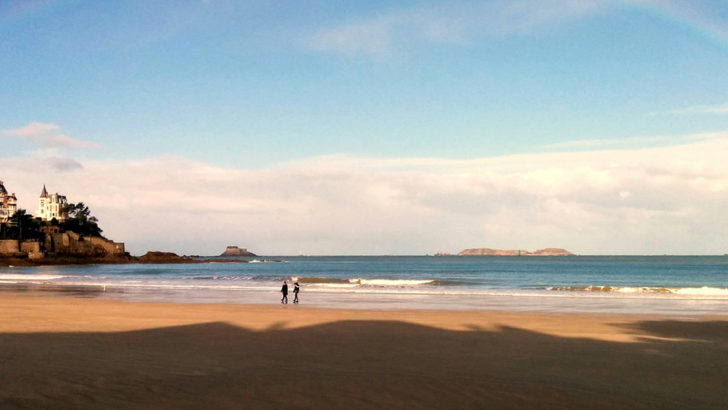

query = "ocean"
[2, 255, 728, 314]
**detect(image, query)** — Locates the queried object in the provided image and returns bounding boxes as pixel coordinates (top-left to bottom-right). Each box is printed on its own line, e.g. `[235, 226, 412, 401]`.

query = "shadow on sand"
[1, 319, 727, 409]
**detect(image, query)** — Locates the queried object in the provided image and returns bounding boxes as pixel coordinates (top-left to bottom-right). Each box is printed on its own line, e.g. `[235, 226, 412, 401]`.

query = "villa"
[37, 185, 68, 222]
[0, 180, 18, 223]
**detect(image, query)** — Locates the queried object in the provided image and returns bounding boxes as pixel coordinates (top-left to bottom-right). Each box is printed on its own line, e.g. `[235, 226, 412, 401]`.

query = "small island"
[458, 247, 574, 256]
[220, 246, 257, 257]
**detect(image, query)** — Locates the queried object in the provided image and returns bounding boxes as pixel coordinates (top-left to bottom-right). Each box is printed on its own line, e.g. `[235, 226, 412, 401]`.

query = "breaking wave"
[547, 285, 728, 296]
[289, 277, 461, 287]
[0, 274, 67, 282]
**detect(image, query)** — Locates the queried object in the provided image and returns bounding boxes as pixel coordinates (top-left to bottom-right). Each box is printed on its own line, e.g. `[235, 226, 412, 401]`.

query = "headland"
[1, 179, 258, 266]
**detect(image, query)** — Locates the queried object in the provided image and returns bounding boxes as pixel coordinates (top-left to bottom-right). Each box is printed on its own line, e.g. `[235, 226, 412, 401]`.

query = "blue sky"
[1, 0, 728, 254]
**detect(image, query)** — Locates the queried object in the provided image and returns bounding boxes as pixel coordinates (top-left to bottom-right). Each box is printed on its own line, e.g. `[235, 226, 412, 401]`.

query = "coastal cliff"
[458, 248, 574, 256]
[0, 235, 254, 266]
[0, 230, 131, 265]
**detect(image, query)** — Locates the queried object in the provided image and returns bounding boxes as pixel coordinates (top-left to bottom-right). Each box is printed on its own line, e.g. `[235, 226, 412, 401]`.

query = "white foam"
[673, 286, 728, 296]
[0, 274, 66, 281]
[547, 285, 728, 298]
[616, 287, 657, 293]
[349, 278, 434, 286]
[312, 283, 359, 289]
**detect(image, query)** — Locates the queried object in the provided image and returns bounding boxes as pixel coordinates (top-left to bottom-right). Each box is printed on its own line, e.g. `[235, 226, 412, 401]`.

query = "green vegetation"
[60, 202, 104, 238]
[0, 209, 43, 241]
[0, 202, 103, 240]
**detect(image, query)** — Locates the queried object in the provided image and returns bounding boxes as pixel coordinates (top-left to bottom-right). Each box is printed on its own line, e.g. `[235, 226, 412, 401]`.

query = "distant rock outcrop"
[220, 246, 256, 257]
[138, 251, 195, 264]
[528, 248, 574, 256]
[458, 248, 521, 256]
[458, 248, 573, 256]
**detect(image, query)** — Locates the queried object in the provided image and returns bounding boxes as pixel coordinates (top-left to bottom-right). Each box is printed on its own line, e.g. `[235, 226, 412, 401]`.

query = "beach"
[1, 292, 727, 409]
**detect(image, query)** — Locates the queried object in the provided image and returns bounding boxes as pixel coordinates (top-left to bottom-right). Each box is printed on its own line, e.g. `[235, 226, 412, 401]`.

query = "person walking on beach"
[281, 281, 288, 304]
[293, 282, 300, 304]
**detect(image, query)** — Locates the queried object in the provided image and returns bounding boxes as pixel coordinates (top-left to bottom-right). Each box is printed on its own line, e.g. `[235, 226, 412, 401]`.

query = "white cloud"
[306, 0, 604, 57]
[4, 122, 60, 137]
[543, 131, 722, 150]
[2, 132, 728, 256]
[669, 103, 728, 115]
[2, 122, 101, 149]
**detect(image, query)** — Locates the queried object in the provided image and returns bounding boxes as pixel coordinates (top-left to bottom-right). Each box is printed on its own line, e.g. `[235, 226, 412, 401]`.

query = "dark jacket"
[281, 284, 288, 294]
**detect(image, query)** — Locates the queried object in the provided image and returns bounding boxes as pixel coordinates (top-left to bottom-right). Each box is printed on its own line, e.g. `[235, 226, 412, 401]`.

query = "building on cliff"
[0, 180, 18, 223]
[37, 185, 68, 222]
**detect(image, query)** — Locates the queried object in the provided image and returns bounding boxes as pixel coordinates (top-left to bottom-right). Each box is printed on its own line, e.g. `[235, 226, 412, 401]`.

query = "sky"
[1, 0, 727, 255]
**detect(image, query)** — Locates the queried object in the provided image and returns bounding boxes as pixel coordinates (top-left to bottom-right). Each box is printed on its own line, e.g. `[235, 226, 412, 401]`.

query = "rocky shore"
[137, 251, 247, 264]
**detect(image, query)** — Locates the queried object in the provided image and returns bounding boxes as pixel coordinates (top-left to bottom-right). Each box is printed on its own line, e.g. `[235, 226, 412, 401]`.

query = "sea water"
[1, 256, 728, 314]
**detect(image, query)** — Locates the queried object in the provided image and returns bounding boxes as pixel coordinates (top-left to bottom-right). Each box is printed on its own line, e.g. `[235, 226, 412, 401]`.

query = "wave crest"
[0, 274, 66, 282]
[287, 277, 461, 287]
[548, 285, 728, 296]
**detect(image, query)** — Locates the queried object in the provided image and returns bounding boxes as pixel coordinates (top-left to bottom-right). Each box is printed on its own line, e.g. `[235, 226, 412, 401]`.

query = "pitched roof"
[40, 184, 49, 197]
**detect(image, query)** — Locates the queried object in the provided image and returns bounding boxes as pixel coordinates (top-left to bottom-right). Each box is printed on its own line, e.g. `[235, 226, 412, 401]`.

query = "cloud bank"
[2, 122, 100, 149]
[2, 133, 727, 256]
[669, 103, 728, 115]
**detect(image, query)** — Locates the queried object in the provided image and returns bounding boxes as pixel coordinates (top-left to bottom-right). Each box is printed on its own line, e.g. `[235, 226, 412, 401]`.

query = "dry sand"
[0, 292, 727, 409]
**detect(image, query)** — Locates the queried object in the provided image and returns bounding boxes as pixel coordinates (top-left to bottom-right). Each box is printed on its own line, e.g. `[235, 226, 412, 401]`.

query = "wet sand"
[0, 292, 727, 409]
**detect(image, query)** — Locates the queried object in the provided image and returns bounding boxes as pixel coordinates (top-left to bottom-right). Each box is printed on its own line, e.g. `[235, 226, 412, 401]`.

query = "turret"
[37, 184, 68, 221]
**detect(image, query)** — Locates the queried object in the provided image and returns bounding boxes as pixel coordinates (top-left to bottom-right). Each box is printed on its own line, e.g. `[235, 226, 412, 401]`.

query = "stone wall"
[0, 240, 20, 255]
[89, 237, 125, 255]
[49, 232, 71, 253]
[45, 232, 124, 256]
[60, 233, 95, 255]
[2, 232, 126, 259]
[20, 241, 40, 254]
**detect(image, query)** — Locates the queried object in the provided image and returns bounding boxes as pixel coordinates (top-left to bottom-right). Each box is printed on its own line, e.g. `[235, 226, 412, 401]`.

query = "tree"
[3, 209, 43, 241]
[61, 202, 104, 237]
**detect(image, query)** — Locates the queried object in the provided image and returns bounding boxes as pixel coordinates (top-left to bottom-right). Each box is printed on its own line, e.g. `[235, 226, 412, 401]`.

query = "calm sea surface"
[2, 256, 728, 314]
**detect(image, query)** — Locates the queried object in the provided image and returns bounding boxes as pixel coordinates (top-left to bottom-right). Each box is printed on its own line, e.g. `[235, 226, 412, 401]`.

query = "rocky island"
[458, 248, 574, 256]
[220, 246, 257, 257]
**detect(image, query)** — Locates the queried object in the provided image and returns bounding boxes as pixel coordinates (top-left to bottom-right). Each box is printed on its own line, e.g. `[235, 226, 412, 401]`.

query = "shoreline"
[0, 255, 253, 267]
[3, 284, 724, 318]
[1, 292, 727, 408]
[4, 253, 727, 267]
[3, 278, 728, 316]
